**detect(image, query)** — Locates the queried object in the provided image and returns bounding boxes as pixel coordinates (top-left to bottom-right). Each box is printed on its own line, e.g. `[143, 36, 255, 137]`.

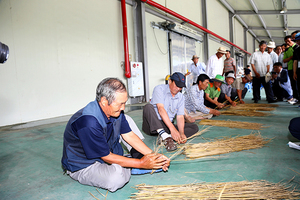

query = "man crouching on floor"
[184, 74, 221, 123]
[61, 78, 170, 192]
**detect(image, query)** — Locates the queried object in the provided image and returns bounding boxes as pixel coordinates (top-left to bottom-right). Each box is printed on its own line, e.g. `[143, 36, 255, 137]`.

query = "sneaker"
[288, 98, 297, 105]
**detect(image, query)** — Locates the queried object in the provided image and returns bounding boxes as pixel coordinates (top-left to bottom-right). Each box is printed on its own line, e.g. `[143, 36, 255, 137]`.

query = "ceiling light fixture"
[280, 1, 287, 13]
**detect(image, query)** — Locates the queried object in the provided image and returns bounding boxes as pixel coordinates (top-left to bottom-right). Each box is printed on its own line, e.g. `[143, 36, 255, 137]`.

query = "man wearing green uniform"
[204, 75, 225, 109]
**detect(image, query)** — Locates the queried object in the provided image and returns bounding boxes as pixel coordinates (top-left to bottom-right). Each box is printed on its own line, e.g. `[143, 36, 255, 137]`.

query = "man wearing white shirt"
[206, 47, 227, 79]
[185, 55, 206, 84]
[267, 41, 278, 72]
[250, 40, 276, 103]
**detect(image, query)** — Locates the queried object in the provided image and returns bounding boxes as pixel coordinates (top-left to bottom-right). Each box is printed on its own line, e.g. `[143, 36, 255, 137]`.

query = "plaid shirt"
[184, 84, 210, 114]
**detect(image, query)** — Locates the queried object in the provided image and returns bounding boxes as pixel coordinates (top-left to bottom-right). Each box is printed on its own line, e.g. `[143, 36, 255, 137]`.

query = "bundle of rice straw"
[238, 103, 278, 107]
[130, 180, 300, 199]
[220, 110, 271, 117]
[183, 133, 270, 159]
[228, 105, 275, 111]
[199, 119, 265, 130]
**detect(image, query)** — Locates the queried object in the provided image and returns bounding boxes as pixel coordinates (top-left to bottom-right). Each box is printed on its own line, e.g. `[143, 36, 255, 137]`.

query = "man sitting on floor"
[142, 72, 199, 152]
[271, 62, 297, 104]
[219, 72, 237, 107]
[61, 78, 170, 192]
[231, 68, 252, 104]
[204, 74, 225, 109]
[184, 74, 220, 122]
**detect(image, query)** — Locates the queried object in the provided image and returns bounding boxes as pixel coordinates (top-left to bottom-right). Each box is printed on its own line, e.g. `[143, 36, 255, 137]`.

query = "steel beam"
[235, 9, 300, 15]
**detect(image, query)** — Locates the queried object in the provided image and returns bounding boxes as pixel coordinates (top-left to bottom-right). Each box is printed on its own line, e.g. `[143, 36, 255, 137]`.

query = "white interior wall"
[247, 32, 254, 53]
[234, 18, 244, 49]
[0, 0, 135, 126]
[145, 13, 169, 99]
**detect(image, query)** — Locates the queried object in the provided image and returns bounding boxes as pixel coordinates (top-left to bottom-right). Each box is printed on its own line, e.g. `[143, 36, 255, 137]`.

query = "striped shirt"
[184, 84, 210, 114]
[223, 57, 236, 73]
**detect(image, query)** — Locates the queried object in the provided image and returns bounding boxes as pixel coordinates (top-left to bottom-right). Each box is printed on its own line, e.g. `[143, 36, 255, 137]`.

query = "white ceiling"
[219, 0, 300, 47]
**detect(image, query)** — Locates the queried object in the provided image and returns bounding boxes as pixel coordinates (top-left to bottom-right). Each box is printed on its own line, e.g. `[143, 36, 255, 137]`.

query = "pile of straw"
[183, 133, 271, 159]
[199, 119, 265, 130]
[220, 110, 271, 117]
[130, 180, 300, 199]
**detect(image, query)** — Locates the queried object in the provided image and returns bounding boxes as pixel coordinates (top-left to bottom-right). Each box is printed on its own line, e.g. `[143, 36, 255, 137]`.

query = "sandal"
[162, 137, 177, 152]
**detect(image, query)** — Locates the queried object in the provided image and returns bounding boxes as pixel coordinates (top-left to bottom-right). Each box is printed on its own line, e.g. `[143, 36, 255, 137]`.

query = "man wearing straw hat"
[185, 55, 206, 84]
[184, 74, 220, 123]
[206, 47, 227, 79]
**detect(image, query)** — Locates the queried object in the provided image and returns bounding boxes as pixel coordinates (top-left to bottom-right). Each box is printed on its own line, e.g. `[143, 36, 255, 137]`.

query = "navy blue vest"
[61, 100, 124, 172]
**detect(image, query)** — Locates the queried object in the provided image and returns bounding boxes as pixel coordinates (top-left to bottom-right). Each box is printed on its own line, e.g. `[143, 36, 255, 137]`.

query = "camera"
[0, 42, 9, 64]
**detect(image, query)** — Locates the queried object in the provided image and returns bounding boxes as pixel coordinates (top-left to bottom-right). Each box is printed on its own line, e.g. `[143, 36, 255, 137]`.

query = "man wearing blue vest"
[61, 78, 170, 192]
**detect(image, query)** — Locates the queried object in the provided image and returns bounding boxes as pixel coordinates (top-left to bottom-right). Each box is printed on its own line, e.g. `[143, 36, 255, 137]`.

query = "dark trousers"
[231, 88, 248, 101]
[288, 70, 299, 99]
[142, 103, 199, 138]
[252, 76, 274, 102]
[289, 117, 300, 140]
[297, 68, 300, 98]
[272, 80, 293, 100]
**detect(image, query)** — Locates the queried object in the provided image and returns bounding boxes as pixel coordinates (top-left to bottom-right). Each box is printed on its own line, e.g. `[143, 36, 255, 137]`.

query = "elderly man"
[184, 74, 220, 122]
[185, 55, 206, 84]
[250, 40, 276, 103]
[219, 72, 237, 107]
[206, 47, 227, 79]
[61, 78, 170, 192]
[231, 68, 252, 104]
[204, 74, 225, 109]
[142, 72, 199, 152]
[223, 50, 236, 77]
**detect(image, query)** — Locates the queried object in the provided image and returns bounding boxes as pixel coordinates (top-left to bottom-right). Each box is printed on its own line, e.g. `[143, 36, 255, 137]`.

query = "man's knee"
[104, 164, 131, 192]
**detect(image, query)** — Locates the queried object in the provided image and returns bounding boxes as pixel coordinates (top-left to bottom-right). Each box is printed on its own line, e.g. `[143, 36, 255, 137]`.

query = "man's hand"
[240, 100, 245, 104]
[139, 153, 170, 171]
[179, 133, 187, 144]
[231, 101, 237, 107]
[294, 73, 297, 81]
[255, 72, 260, 79]
[211, 109, 221, 116]
[170, 128, 181, 143]
[217, 102, 224, 108]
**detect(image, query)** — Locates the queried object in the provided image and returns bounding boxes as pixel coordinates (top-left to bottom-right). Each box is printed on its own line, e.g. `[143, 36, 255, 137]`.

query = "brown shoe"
[162, 137, 177, 152]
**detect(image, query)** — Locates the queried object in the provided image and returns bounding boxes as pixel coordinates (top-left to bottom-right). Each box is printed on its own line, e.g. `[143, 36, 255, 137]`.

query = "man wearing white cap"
[206, 47, 227, 79]
[185, 55, 206, 84]
[267, 41, 278, 72]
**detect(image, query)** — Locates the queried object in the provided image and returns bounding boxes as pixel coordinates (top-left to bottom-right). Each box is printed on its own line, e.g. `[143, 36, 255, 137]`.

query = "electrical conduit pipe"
[140, 0, 251, 55]
[121, 0, 131, 78]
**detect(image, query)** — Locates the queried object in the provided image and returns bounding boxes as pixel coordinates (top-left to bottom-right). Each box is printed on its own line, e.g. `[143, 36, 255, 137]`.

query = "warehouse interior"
[0, 0, 300, 199]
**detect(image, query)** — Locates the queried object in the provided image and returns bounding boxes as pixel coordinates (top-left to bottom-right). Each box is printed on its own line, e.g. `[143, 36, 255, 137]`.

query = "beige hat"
[267, 41, 276, 48]
[191, 55, 199, 60]
[217, 47, 227, 54]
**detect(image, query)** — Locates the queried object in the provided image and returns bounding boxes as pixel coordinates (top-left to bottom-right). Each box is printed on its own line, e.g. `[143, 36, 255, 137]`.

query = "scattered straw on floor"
[228, 106, 275, 111]
[183, 133, 271, 159]
[130, 180, 300, 199]
[199, 119, 265, 130]
[220, 110, 271, 117]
